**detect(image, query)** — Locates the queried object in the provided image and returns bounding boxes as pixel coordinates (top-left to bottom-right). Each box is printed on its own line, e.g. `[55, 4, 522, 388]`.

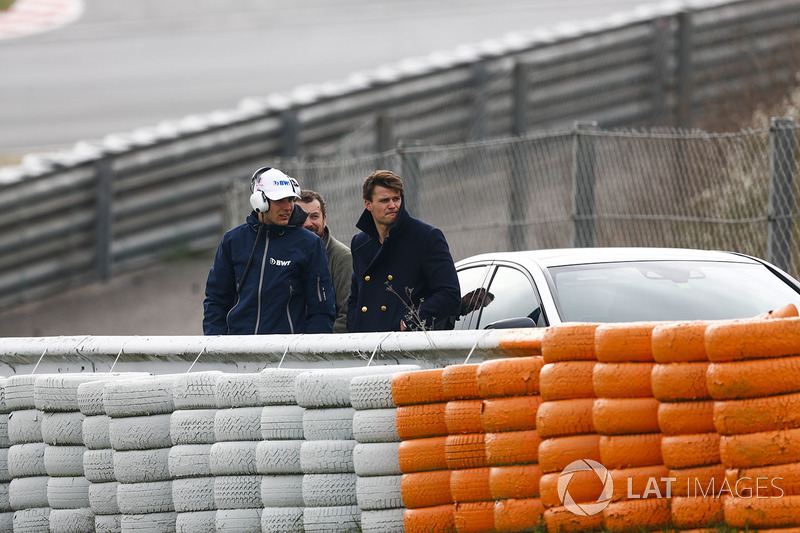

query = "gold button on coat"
[361, 306, 368, 312]
[381, 306, 387, 311]
[365, 275, 371, 281]
[387, 275, 393, 280]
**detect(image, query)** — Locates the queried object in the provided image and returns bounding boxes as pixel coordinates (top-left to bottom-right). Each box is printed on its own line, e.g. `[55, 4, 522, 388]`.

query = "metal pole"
[281, 109, 300, 158]
[469, 62, 489, 141]
[571, 122, 599, 248]
[377, 112, 395, 171]
[398, 140, 422, 215]
[767, 117, 796, 273]
[512, 61, 529, 137]
[676, 10, 694, 128]
[94, 158, 114, 282]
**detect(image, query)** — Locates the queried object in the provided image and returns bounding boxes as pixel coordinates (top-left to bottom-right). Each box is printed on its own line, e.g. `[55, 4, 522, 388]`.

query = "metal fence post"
[398, 140, 421, 215]
[377, 112, 395, 170]
[768, 117, 797, 273]
[651, 17, 670, 126]
[469, 62, 489, 141]
[572, 122, 599, 248]
[676, 10, 694, 128]
[94, 157, 114, 281]
[281, 109, 300, 158]
[512, 61, 529, 137]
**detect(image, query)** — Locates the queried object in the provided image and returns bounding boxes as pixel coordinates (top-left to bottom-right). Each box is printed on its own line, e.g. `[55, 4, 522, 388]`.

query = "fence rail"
[1, 0, 799, 310]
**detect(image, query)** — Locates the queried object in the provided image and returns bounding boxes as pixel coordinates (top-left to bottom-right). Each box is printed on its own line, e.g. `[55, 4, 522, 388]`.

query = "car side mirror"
[483, 317, 537, 329]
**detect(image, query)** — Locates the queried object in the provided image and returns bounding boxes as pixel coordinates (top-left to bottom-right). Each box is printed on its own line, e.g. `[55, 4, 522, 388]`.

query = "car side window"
[452, 266, 491, 330]
[477, 265, 545, 328]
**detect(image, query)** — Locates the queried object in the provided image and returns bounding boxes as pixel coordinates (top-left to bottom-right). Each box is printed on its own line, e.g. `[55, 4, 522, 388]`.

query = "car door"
[452, 264, 492, 330]
[474, 263, 547, 329]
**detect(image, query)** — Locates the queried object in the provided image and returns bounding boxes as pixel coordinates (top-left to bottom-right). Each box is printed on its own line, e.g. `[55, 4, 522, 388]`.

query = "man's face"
[260, 197, 295, 226]
[365, 185, 402, 227]
[298, 199, 326, 238]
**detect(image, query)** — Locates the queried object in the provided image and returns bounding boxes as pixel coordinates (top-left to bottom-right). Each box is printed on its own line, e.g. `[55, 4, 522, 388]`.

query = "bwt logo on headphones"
[558, 459, 613, 516]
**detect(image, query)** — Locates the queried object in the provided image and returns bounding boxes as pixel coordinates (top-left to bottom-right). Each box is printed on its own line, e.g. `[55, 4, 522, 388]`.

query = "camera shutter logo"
[558, 459, 613, 516]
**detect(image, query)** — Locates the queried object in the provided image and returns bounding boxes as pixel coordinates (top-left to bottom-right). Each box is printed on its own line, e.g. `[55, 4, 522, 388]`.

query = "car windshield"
[549, 260, 800, 323]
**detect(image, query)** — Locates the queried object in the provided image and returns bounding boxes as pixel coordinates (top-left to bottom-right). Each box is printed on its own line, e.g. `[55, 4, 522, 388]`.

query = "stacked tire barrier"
[0, 378, 11, 530]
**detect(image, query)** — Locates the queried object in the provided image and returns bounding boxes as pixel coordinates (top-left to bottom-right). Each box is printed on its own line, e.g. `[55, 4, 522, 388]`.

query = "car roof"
[456, 247, 759, 268]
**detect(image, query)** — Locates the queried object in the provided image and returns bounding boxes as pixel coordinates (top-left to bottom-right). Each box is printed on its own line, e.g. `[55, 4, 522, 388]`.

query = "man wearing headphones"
[203, 167, 335, 335]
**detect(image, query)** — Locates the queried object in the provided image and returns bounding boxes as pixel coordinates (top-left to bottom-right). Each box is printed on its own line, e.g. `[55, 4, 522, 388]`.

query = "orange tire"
[404, 504, 456, 533]
[450, 467, 493, 503]
[602, 498, 671, 531]
[670, 464, 726, 498]
[535, 398, 595, 438]
[651, 362, 710, 402]
[661, 433, 721, 469]
[538, 434, 601, 474]
[727, 462, 800, 497]
[494, 498, 545, 532]
[539, 470, 606, 508]
[442, 364, 481, 401]
[485, 430, 541, 467]
[609, 464, 671, 502]
[592, 398, 660, 436]
[476, 356, 544, 398]
[489, 464, 542, 500]
[657, 401, 716, 436]
[453, 501, 495, 533]
[594, 321, 664, 363]
[592, 362, 653, 398]
[543, 506, 604, 533]
[396, 402, 448, 439]
[719, 427, 800, 469]
[705, 317, 800, 363]
[392, 368, 445, 406]
[541, 323, 600, 363]
[445, 399, 484, 435]
[498, 328, 545, 357]
[401, 470, 453, 509]
[670, 496, 724, 529]
[599, 433, 663, 469]
[651, 321, 711, 363]
[767, 303, 800, 319]
[707, 356, 800, 400]
[713, 392, 800, 435]
[539, 361, 596, 401]
[445, 433, 487, 470]
[481, 395, 541, 433]
[399, 436, 448, 473]
[724, 494, 800, 528]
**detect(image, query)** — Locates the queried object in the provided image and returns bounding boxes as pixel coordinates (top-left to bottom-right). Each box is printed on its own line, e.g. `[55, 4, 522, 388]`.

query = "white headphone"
[249, 167, 272, 213]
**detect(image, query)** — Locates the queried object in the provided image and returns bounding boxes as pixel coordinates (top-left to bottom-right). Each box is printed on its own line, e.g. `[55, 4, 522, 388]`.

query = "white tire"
[213, 475, 262, 509]
[82, 415, 111, 450]
[360, 508, 405, 533]
[0, 483, 9, 512]
[77, 380, 109, 417]
[168, 444, 213, 479]
[114, 448, 170, 483]
[356, 475, 402, 510]
[172, 477, 215, 512]
[260, 405, 304, 440]
[83, 449, 115, 483]
[172, 371, 223, 410]
[94, 513, 121, 533]
[302, 473, 357, 507]
[116, 480, 173, 514]
[108, 413, 171, 451]
[350, 373, 403, 410]
[48, 508, 94, 533]
[41, 412, 84, 446]
[209, 441, 258, 476]
[302, 505, 360, 533]
[353, 442, 401, 476]
[215, 373, 262, 408]
[0, 448, 10, 482]
[352, 408, 399, 443]
[258, 369, 306, 406]
[295, 366, 420, 409]
[170, 409, 216, 445]
[5, 375, 40, 411]
[7, 443, 47, 478]
[261, 506, 304, 533]
[9, 476, 49, 510]
[44, 445, 86, 477]
[8, 409, 43, 445]
[0, 414, 11, 447]
[300, 440, 356, 474]
[103, 376, 175, 418]
[0, 511, 12, 532]
[256, 440, 302, 475]
[34, 374, 110, 412]
[175, 510, 216, 533]
[260, 474, 303, 507]
[46, 476, 90, 509]
[89, 481, 118, 515]
[215, 508, 262, 530]
[214, 407, 262, 442]
[303, 408, 354, 441]
[13, 507, 50, 532]
[119, 511, 177, 532]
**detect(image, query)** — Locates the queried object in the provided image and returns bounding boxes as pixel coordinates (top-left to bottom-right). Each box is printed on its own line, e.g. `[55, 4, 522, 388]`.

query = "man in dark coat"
[347, 170, 460, 332]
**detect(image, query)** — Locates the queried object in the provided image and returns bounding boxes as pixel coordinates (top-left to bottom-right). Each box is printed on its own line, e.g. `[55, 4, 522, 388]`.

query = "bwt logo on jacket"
[270, 258, 292, 266]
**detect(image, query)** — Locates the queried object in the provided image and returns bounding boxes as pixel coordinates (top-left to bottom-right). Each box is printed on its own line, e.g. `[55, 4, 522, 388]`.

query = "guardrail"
[1, 0, 799, 310]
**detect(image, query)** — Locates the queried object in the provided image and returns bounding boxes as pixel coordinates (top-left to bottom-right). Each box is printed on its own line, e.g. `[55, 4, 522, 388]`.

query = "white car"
[452, 247, 800, 329]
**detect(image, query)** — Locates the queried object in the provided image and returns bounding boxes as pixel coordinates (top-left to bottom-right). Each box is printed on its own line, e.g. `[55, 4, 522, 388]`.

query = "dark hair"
[362, 170, 404, 201]
[299, 189, 327, 218]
